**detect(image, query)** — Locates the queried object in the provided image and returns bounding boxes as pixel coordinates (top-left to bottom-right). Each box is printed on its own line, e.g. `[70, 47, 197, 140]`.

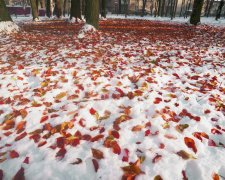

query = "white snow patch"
[78, 24, 97, 38]
[0, 21, 20, 34]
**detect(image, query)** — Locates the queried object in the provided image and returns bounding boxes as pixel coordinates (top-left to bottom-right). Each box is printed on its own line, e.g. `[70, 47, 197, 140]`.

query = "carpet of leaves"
[0, 19, 225, 180]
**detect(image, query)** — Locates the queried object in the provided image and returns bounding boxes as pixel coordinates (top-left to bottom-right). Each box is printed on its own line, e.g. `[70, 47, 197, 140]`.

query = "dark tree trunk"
[119, 0, 121, 14]
[46, 0, 51, 17]
[36, 0, 39, 13]
[165, 0, 171, 16]
[150, 0, 153, 15]
[82, 0, 85, 15]
[190, 0, 204, 25]
[40, 0, 43, 8]
[141, 0, 147, 17]
[85, 0, 99, 30]
[70, 0, 82, 20]
[63, 0, 67, 16]
[207, 0, 214, 17]
[180, 0, 185, 16]
[101, 0, 106, 18]
[124, 0, 128, 18]
[173, 0, 178, 18]
[161, 0, 166, 16]
[30, 0, 39, 20]
[204, 0, 210, 16]
[170, 0, 174, 19]
[0, 0, 12, 21]
[216, 0, 224, 20]
[158, 0, 162, 16]
[54, 0, 62, 18]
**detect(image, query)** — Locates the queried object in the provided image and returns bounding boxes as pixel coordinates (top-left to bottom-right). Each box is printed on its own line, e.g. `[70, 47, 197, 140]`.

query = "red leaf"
[92, 159, 99, 172]
[109, 130, 120, 139]
[182, 170, 188, 180]
[159, 143, 165, 149]
[40, 116, 49, 123]
[211, 129, 222, 135]
[208, 140, 217, 147]
[164, 134, 177, 139]
[55, 148, 67, 160]
[121, 173, 135, 180]
[17, 64, 24, 70]
[122, 156, 129, 162]
[153, 97, 162, 104]
[99, 127, 105, 134]
[0, 169, 3, 180]
[111, 141, 121, 155]
[16, 121, 26, 130]
[193, 116, 201, 121]
[184, 137, 197, 153]
[29, 134, 41, 143]
[90, 135, 104, 142]
[70, 139, 80, 147]
[23, 157, 29, 164]
[89, 108, 97, 115]
[192, 132, 202, 141]
[10, 150, 19, 159]
[83, 134, 92, 141]
[145, 129, 150, 136]
[15, 132, 27, 141]
[172, 73, 180, 79]
[212, 173, 220, 180]
[152, 154, 162, 163]
[57, 137, 65, 148]
[79, 118, 86, 127]
[12, 167, 24, 180]
[38, 141, 47, 147]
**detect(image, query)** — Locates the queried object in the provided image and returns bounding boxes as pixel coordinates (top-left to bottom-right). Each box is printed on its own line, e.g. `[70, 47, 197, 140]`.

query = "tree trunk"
[119, 0, 121, 14]
[101, 0, 106, 18]
[36, 0, 39, 14]
[161, 0, 166, 16]
[55, 0, 62, 18]
[165, 0, 171, 16]
[180, 0, 185, 16]
[190, 0, 204, 25]
[173, 0, 178, 18]
[30, 0, 39, 20]
[204, 0, 210, 16]
[82, 0, 85, 15]
[70, 0, 81, 20]
[207, 0, 214, 17]
[0, 0, 12, 21]
[170, 0, 174, 19]
[215, 0, 224, 20]
[150, 0, 153, 15]
[46, 0, 51, 17]
[85, 0, 99, 30]
[63, 0, 67, 16]
[158, 0, 162, 16]
[125, 0, 128, 18]
[141, 0, 147, 17]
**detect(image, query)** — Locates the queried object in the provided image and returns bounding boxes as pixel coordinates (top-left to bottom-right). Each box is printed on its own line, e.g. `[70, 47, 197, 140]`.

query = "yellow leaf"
[55, 92, 67, 100]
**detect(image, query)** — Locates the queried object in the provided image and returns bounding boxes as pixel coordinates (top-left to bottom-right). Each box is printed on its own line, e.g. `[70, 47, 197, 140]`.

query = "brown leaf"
[111, 141, 121, 155]
[90, 135, 104, 142]
[12, 167, 25, 180]
[71, 158, 82, 165]
[154, 175, 163, 180]
[10, 150, 19, 159]
[91, 148, 104, 159]
[131, 125, 144, 132]
[92, 159, 99, 172]
[176, 150, 196, 160]
[152, 154, 162, 163]
[55, 92, 67, 100]
[109, 130, 120, 139]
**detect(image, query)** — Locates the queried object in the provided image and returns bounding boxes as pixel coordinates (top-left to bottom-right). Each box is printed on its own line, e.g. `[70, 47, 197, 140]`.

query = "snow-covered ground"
[0, 15, 225, 180]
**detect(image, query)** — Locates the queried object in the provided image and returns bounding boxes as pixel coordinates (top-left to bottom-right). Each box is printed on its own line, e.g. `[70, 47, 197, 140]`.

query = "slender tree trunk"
[125, 0, 128, 18]
[215, 0, 224, 20]
[63, 0, 67, 16]
[30, 0, 39, 20]
[161, 0, 166, 16]
[40, 0, 43, 8]
[141, 0, 147, 17]
[158, 0, 162, 16]
[150, 0, 153, 15]
[190, 0, 204, 25]
[70, 0, 81, 20]
[154, 1, 158, 17]
[101, 0, 106, 18]
[170, 0, 174, 19]
[0, 0, 12, 21]
[46, 0, 51, 17]
[204, 0, 210, 16]
[207, 0, 214, 17]
[82, 0, 85, 16]
[173, 0, 178, 18]
[119, 0, 121, 14]
[55, 0, 62, 18]
[85, 0, 99, 30]
[165, 0, 171, 16]
[36, 0, 39, 14]
[180, 0, 185, 16]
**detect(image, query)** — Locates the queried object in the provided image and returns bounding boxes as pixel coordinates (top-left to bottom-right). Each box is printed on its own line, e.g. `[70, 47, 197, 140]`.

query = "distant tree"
[161, 0, 166, 16]
[119, 0, 121, 14]
[63, 0, 67, 16]
[46, 0, 51, 17]
[101, 0, 106, 18]
[190, 0, 204, 25]
[158, 0, 162, 16]
[30, 0, 39, 20]
[85, 0, 99, 29]
[207, 0, 214, 17]
[0, 0, 12, 21]
[141, 0, 147, 17]
[54, 0, 62, 18]
[70, 0, 82, 20]
[215, 0, 224, 20]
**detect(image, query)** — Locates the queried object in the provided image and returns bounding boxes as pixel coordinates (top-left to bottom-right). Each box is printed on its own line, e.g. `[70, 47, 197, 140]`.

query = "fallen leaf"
[40, 116, 49, 123]
[90, 135, 104, 142]
[131, 125, 144, 132]
[184, 137, 197, 153]
[71, 158, 82, 165]
[55, 148, 67, 160]
[12, 167, 24, 180]
[109, 130, 120, 139]
[10, 150, 19, 159]
[152, 154, 162, 163]
[55, 92, 67, 100]
[176, 150, 196, 160]
[91, 148, 104, 159]
[92, 159, 99, 172]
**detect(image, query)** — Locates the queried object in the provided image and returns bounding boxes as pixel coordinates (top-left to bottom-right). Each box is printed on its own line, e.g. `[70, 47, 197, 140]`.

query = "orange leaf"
[131, 125, 144, 132]
[17, 64, 24, 70]
[12, 167, 24, 180]
[19, 109, 27, 119]
[55, 92, 67, 100]
[16, 121, 26, 130]
[122, 173, 136, 180]
[90, 135, 104, 142]
[109, 130, 120, 139]
[184, 137, 197, 153]
[10, 150, 19, 159]
[111, 141, 121, 155]
[212, 173, 220, 180]
[164, 134, 177, 139]
[15, 132, 27, 141]
[92, 159, 99, 172]
[40, 116, 49, 123]
[38, 141, 47, 147]
[91, 148, 104, 159]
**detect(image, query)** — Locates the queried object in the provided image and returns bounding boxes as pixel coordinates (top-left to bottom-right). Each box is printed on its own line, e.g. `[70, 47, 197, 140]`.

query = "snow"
[0, 14, 225, 180]
[0, 21, 20, 34]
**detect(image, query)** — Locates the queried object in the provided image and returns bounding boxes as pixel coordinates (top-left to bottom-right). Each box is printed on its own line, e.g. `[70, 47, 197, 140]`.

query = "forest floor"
[0, 19, 225, 180]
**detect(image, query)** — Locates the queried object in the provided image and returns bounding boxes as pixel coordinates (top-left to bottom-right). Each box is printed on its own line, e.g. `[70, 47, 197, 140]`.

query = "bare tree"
[141, 0, 147, 17]
[85, 0, 99, 29]
[101, 0, 106, 18]
[216, 0, 224, 20]
[70, 0, 81, 20]
[0, 0, 12, 21]
[190, 0, 204, 25]
[30, 0, 39, 20]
